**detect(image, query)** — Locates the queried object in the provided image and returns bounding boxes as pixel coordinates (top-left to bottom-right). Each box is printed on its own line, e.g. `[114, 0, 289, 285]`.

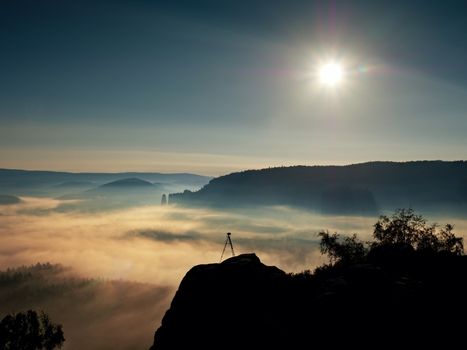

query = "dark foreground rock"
[151, 252, 467, 349]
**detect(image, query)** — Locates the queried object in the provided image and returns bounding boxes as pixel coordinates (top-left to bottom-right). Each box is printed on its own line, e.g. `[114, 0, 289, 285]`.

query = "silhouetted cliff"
[151, 251, 467, 349]
[151, 254, 290, 350]
[169, 161, 467, 215]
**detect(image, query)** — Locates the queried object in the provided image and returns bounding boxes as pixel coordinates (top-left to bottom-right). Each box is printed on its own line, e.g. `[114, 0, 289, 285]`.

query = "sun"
[318, 62, 344, 87]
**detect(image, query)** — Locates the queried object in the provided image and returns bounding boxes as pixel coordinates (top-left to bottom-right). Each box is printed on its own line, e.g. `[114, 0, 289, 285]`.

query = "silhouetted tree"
[372, 208, 464, 255]
[318, 231, 367, 265]
[318, 209, 464, 268]
[0, 310, 64, 350]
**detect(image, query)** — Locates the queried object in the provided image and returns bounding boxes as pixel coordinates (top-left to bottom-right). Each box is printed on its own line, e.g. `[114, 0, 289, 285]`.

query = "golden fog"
[1, 197, 466, 349]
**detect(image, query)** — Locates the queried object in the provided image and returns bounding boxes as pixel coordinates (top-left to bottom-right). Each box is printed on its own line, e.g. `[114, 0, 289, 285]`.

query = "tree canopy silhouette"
[319, 208, 464, 268]
[318, 232, 368, 265]
[373, 208, 464, 254]
[0, 310, 64, 350]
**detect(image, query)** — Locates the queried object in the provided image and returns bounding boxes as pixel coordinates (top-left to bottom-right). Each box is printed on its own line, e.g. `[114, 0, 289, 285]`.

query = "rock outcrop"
[151, 254, 289, 349]
[151, 252, 467, 349]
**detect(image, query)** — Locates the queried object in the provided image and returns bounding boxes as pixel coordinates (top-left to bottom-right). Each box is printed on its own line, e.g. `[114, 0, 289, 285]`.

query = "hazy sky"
[1, 0, 467, 175]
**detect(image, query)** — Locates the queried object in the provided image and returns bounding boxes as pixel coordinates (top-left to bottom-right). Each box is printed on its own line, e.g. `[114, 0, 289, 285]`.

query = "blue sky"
[1, 0, 467, 175]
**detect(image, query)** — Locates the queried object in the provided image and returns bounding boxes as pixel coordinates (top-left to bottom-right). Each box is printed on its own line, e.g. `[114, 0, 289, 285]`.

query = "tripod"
[220, 232, 235, 262]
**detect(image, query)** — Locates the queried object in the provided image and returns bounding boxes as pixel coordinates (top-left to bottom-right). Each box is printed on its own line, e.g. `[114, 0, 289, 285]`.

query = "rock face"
[151, 252, 467, 349]
[151, 254, 289, 349]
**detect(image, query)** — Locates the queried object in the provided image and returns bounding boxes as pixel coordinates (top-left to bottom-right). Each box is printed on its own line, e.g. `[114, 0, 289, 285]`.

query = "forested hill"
[169, 161, 467, 216]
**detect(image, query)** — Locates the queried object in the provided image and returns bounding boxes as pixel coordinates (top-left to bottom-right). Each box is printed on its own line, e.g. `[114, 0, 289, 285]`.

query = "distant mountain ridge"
[98, 177, 155, 188]
[0, 168, 211, 185]
[0, 169, 212, 197]
[0, 194, 21, 205]
[52, 181, 96, 188]
[169, 161, 467, 216]
[58, 177, 175, 210]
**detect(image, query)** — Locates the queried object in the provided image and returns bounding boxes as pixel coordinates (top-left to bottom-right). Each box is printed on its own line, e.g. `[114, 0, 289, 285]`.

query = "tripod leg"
[228, 236, 235, 257]
[220, 237, 228, 262]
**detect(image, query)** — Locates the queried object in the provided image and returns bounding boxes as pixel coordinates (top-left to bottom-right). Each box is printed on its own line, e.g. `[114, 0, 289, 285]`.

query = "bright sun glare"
[318, 62, 344, 87]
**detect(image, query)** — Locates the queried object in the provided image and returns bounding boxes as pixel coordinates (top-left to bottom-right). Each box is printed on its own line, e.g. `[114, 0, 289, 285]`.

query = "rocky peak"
[151, 254, 288, 350]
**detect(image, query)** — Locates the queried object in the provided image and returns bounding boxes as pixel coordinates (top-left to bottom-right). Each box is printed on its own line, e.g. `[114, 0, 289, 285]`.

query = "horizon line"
[2, 159, 466, 177]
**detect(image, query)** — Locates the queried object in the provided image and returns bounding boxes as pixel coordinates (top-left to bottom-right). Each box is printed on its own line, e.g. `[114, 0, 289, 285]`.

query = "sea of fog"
[1, 197, 466, 349]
